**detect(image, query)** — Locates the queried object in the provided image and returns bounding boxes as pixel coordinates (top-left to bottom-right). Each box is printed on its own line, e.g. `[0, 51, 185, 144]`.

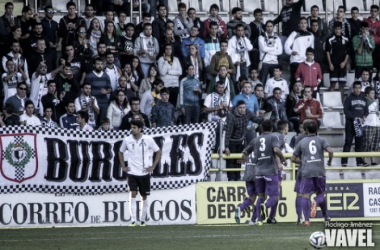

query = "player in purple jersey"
[242, 120, 285, 226]
[293, 119, 313, 225]
[291, 121, 333, 226]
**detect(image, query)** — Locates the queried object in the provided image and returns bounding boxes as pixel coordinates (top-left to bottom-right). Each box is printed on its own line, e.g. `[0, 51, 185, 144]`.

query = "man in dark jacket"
[342, 81, 369, 166]
[224, 100, 262, 181]
[273, 0, 305, 37]
[119, 97, 150, 130]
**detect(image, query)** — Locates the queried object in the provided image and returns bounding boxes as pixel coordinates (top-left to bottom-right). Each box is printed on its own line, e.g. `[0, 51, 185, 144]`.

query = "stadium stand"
[345, 0, 366, 12]
[304, 0, 325, 13]
[241, 0, 262, 14]
[326, 0, 344, 13]
[322, 92, 343, 110]
[320, 112, 344, 129]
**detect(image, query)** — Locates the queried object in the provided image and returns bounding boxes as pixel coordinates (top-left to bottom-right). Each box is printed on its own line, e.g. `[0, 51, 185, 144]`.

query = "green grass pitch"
[1, 223, 379, 250]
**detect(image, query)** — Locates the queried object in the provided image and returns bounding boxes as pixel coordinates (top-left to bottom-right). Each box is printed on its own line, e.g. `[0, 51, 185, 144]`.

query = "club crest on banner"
[1, 134, 38, 183]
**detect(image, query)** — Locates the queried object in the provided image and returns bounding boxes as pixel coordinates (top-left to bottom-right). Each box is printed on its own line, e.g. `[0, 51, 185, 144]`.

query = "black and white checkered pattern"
[15, 167, 24, 181]
[0, 122, 217, 194]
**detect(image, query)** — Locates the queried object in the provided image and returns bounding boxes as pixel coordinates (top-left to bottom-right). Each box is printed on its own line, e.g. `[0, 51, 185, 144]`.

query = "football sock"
[251, 205, 257, 222]
[315, 193, 325, 205]
[256, 198, 265, 221]
[319, 197, 328, 218]
[240, 198, 252, 211]
[269, 198, 278, 219]
[265, 195, 277, 208]
[302, 197, 310, 221]
[129, 197, 137, 222]
[296, 195, 303, 220]
[141, 199, 148, 222]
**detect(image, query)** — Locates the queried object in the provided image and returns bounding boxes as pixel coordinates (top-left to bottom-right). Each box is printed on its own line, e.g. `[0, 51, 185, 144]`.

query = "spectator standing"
[286, 81, 304, 133]
[75, 83, 100, 129]
[173, 3, 193, 42]
[295, 47, 322, 95]
[264, 66, 289, 99]
[104, 52, 122, 92]
[285, 17, 314, 89]
[227, 7, 251, 38]
[293, 86, 323, 127]
[307, 5, 328, 38]
[179, 64, 201, 124]
[84, 57, 112, 122]
[151, 88, 175, 127]
[181, 26, 205, 59]
[59, 100, 78, 129]
[0, 2, 21, 56]
[364, 5, 380, 71]
[204, 21, 221, 81]
[273, 0, 305, 37]
[249, 8, 265, 71]
[119, 23, 136, 67]
[188, 8, 204, 38]
[119, 97, 150, 130]
[342, 81, 368, 167]
[41, 106, 58, 128]
[140, 79, 164, 119]
[267, 87, 293, 131]
[347, 7, 362, 72]
[5, 82, 29, 115]
[157, 44, 182, 107]
[353, 22, 375, 80]
[2, 60, 27, 104]
[326, 22, 350, 102]
[209, 40, 235, 79]
[328, 5, 351, 38]
[134, 23, 159, 77]
[363, 87, 380, 165]
[203, 4, 227, 40]
[107, 89, 130, 130]
[76, 110, 94, 131]
[259, 20, 282, 85]
[102, 21, 122, 68]
[41, 80, 65, 122]
[55, 61, 80, 105]
[358, 69, 372, 93]
[207, 65, 236, 100]
[152, 4, 171, 41]
[58, 2, 85, 49]
[139, 64, 160, 98]
[20, 100, 41, 126]
[41, 5, 59, 69]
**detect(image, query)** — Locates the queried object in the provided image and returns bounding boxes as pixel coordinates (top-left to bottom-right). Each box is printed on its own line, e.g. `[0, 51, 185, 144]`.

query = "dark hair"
[160, 87, 170, 95]
[126, 23, 135, 29]
[273, 87, 282, 95]
[129, 97, 140, 106]
[302, 119, 313, 131]
[365, 86, 375, 96]
[118, 11, 127, 17]
[185, 63, 194, 71]
[254, 84, 264, 91]
[44, 5, 53, 12]
[338, 5, 346, 12]
[351, 6, 359, 12]
[353, 81, 362, 88]
[304, 86, 313, 92]
[142, 12, 151, 19]
[85, 4, 94, 9]
[66, 1, 76, 10]
[115, 89, 128, 107]
[235, 23, 244, 30]
[47, 80, 56, 86]
[361, 68, 370, 75]
[253, 8, 262, 15]
[65, 99, 75, 106]
[100, 117, 110, 125]
[157, 3, 166, 11]
[232, 7, 242, 15]
[299, 16, 307, 23]
[306, 47, 314, 54]
[22, 6, 31, 13]
[178, 2, 186, 10]
[307, 121, 318, 133]
[153, 79, 164, 86]
[209, 21, 218, 29]
[265, 20, 274, 27]
[4, 2, 13, 9]
[17, 82, 27, 89]
[103, 21, 116, 37]
[210, 4, 219, 12]
[78, 110, 89, 123]
[130, 120, 143, 129]
[143, 22, 152, 29]
[148, 64, 160, 79]
[310, 5, 319, 11]
[277, 120, 289, 131]
[236, 100, 246, 107]
[273, 65, 283, 72]
[188, 7, 196, 14]
[93, 56, 103, 64]
[25, 100, 34, 108]
[361, 21, 369, 28]
[4, 103, 13, 114]
[261, 119, 273, 132]
[371, 5, 379, 11]
[220, 39, 228, 46]
[82, 82, 91, 88]
[216, 80, 225, 87]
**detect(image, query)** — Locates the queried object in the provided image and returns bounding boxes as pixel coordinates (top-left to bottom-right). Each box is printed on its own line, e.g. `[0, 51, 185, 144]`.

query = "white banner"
[0, 123, 216, 194]
[363, 183, 380, 217]
[0, 184, 196, 227]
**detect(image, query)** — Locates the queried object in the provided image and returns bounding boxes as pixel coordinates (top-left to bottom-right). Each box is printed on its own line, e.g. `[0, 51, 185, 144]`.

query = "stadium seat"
[188, 0, 201, 13]
[241, 0, 262, 13]
[168, 0, 179, 12]
[321, 112, 344, 129]
[305, 0, 325, 13]
[263, 0, 280, 14]
[221, 0, 232, 12]
[322, 91, 343, 109]
[345, 0, 365, 12]
[326, 0, 344, 13]
[367, 0, 379, 11]
[201, 1, 215, 14]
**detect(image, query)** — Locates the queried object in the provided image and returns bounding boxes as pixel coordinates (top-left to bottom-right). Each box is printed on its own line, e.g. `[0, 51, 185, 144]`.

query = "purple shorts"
[255, 175, 279, 196]
[299, 176, 326, 194]
[246, 180, 258, 196]
[278, 170, 283, 182]
[294, 175, 302, 193]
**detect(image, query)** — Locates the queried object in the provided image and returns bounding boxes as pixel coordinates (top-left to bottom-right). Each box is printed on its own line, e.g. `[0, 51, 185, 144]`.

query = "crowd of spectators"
[0, 1, 380, 166]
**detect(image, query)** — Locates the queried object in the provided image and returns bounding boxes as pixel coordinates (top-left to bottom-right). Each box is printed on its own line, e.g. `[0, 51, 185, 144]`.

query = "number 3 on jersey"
[309, 140, 317, 155]
[259, 138, 266, 151]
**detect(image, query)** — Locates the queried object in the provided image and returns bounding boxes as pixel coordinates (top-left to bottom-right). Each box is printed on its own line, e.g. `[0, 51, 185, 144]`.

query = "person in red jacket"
[294, 47, 322, 98]
[293, 86, 323, 127]
[364, 5, 380, 70]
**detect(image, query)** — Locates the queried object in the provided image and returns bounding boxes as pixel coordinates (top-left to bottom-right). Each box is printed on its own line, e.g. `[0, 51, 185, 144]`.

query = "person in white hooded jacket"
[285, 17, 314, 89]
[107, 90, 131, 130]
[134, 23, 159, 78]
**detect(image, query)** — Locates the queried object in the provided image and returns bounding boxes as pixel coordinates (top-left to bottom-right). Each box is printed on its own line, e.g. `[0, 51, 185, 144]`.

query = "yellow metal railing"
[211, 152, 380, 180]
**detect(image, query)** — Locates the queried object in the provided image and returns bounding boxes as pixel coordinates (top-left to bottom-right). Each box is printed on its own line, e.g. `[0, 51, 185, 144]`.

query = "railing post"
[130, 0, 133, 23]
[77, 0, 81, 16]
[139, 0, 142, 22]
[216, 120, 224, 181]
